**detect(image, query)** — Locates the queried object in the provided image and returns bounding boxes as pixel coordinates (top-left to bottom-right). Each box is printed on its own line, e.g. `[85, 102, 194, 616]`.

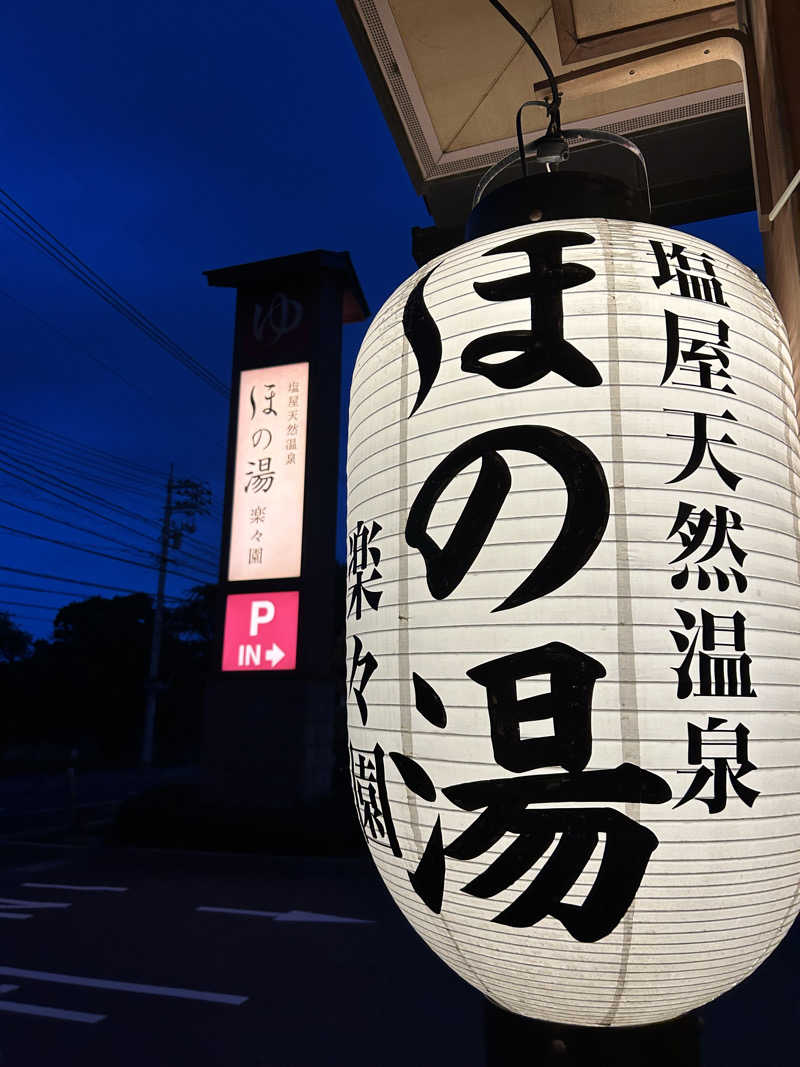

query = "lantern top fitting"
[466, 170, 650, 241]
[467, 2, 653, 241]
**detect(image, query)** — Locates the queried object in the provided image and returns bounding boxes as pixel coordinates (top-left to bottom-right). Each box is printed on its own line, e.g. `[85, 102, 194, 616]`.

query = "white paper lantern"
[345, 218, 800, 1027]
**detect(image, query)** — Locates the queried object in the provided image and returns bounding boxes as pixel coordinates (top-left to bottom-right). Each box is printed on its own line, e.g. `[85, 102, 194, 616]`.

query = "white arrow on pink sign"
[221, 591, 298, 671]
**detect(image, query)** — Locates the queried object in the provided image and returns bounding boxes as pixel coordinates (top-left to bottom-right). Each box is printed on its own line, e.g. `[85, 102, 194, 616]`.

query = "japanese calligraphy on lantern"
[228, 362, 309, 581]
[346, 219, 800, 1028]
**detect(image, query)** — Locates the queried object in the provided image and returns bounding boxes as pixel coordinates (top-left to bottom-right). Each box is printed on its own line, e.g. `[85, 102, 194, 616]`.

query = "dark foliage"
[0, 611, 32, 663]
[0, 586, 216, 771]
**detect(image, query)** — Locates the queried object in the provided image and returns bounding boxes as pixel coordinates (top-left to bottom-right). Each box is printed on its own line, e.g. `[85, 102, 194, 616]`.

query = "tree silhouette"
[166, 583, 216, 650]
[0, 611, 32, 663]
[0, 587, 218, 767]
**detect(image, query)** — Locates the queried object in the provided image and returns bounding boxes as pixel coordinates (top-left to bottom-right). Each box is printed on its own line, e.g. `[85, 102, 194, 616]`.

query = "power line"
[0, 197, 229, 396]
[181, 535, 221, 561]
[0, 287, 160, 405]
[173, 548, 219, 572]
[0, 599, 80, 611]
[0, 495, 172, 563]
[0, 411, 170, 480]
[0, 457, 165, 541]
[0, 424, 222, 556]
[0, 522, 213, 584]
[0, 419, 222, 566]
[2, 612, 55, 623]
[0, 188, 230, 397]
[0, 581, 181, 603]
[0, 458, 220, 571]
[0, 443, 166, 505]
[0, 563, 206, 596]
[0, 494, 218, 575]
[0, 429, 167, 493]
[0, 438, 170, 501]
[0, 450, 166, 529]
[0, 433, 167, 491]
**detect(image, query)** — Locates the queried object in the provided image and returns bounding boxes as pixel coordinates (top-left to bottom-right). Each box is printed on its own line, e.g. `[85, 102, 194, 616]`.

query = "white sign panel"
[346, 219, 800, 1027]
[228, 361, 309, 581]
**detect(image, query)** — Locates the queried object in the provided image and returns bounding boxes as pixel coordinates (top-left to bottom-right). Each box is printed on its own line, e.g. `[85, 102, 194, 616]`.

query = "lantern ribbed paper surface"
[345, 219, 800, 1027]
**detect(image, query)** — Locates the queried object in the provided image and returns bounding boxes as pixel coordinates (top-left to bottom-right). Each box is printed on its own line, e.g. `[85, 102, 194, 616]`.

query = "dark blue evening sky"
[0, 1, 764, 640]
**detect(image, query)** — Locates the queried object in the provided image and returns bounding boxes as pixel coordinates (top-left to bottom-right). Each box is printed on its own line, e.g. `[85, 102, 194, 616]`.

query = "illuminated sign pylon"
[202, 250, 367, 803]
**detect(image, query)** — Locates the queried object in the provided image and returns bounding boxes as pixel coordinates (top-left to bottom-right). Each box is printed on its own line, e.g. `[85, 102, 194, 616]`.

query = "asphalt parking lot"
[0, 841, 485, 1067]
[0, 836, 797, 1066]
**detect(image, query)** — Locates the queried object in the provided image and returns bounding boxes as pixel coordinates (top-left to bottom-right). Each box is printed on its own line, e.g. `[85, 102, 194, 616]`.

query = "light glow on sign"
[346, 219, 800, 1027]
[228, 362, 309, 581]
[222, 591, 299, 671]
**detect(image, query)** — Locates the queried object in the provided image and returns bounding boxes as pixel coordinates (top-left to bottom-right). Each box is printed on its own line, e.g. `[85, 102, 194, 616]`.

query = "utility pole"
[141, 466, 211, 767]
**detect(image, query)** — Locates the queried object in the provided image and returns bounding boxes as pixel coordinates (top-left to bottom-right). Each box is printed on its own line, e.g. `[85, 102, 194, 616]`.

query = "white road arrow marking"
[196, 906, 373, 924]
[264, 643, 285, 667]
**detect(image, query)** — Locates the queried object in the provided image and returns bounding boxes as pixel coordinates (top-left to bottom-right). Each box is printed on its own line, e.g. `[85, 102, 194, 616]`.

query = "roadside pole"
[141, 465, 174, 768]
[141, 467, 211, 767]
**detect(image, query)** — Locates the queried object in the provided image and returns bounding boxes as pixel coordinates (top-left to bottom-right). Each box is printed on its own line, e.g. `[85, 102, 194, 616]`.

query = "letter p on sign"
[250, 600, 275, 635]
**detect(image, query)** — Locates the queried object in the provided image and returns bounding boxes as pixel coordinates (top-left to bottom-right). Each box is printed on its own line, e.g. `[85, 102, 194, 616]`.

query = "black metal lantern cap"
[466, 171, 649, 242]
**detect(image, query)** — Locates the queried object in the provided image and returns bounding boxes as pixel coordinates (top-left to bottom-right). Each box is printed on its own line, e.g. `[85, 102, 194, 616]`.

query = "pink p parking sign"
[221, 591, 299, 671]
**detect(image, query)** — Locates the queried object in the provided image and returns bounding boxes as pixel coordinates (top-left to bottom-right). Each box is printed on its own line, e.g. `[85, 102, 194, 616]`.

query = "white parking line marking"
[0, 841, 87, 850]
[0, 841, 88, 850]
[0, 802, 115, 817]
[196, 906, 374, 924]
[0, 984, 20, 993]
[0, 898, 71, 910]
[0, 1000, 106, 1023]
[0, 967, 248, 1005]
[11, 861, 69, 874]
[21, 883, 128, 892]
[197, 906, 279, 918]
[0, 806, 69, 817]
[0, 914, 31, 921]
[276, 909, 375, 924]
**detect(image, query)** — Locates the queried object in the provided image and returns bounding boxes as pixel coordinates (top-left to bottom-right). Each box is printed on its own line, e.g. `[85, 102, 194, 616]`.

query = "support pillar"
[747, 1, 800, 405]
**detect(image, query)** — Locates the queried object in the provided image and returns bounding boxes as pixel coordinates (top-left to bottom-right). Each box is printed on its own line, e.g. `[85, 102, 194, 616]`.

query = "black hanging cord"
[515, 100, 549, 178]
[489, 0, 561, 134]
